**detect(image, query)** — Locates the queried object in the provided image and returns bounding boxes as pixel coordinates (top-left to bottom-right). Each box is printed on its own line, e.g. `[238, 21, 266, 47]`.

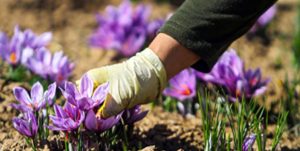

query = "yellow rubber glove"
[86, 48, 167, 118]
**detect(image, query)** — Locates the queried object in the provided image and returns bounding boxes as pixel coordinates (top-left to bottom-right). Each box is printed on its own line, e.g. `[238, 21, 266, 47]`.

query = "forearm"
[149, 33, 200, 79]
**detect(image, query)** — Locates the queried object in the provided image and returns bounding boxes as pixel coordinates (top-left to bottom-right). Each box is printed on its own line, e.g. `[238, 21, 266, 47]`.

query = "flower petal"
[85, 110, 97, 131]
[31, 82, 44, 108]
[77, 97, 94, 110]
[80, 74, 93, 97]
[45, 82, 57, 105]
[126, 110, 148, 124]
[11, 103, 31, 112]
[13, 87, 32, 105]
[92, 82, 109, 105]
[53, 104, 67, 118]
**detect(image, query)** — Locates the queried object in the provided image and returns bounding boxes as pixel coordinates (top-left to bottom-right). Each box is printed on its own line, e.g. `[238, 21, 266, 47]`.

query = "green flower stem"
[32, 138, 37, 151]
[65, 132, 69, 151]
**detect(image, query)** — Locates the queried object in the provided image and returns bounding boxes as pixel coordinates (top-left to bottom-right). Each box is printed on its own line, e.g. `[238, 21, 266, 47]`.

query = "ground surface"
[0, 0, 300, 150]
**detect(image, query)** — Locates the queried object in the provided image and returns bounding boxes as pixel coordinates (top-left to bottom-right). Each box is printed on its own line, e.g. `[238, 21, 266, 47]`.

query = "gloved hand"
[85, 48, 167, 118]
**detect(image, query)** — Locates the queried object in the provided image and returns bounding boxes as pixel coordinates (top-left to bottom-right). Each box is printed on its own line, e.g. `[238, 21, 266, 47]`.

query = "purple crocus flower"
[84, 110, 121, 133]
[242, 134, 256, 151]
[48, 103, 85, 131]
[48, 51, 75, 85]
[223, 71, 269, 102]
[163, 68, 196, 101]
[122, 105, 148, 124]
[3, 26, 26, 65]
[26, 48, 75, 85]
[249, 5, 276, 33]
[22, 28, 52, 49]
[89, 0, 164, 57]
[12, 111, 38, 138]
[12, 82, 57, 112]
[197, 49, 270, 101]
[0, 26, 73, 84]
[61, 74, 109, 111]
[26, 48, 52, 79]
[242, 69, 270, 98]
[196, 49, 244, 85]
[0, 32, 8, 60]
[0, 26, 52, 66]
[147, 18, 164, 39]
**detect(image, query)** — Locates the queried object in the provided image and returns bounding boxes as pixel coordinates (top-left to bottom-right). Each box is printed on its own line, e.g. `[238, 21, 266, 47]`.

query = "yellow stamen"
[9, 52, 17, 64]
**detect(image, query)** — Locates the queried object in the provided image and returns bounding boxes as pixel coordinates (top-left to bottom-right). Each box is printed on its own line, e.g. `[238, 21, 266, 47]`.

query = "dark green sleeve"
[159, 0, 277, 72]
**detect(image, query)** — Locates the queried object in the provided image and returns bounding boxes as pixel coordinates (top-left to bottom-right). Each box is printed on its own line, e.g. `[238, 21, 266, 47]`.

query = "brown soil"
[0, 0, 300, 150]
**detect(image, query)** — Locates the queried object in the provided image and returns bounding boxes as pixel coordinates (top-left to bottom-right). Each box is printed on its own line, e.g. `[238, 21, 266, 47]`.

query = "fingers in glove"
[87, 67, 109, 88]
[96, 93, 125, 118]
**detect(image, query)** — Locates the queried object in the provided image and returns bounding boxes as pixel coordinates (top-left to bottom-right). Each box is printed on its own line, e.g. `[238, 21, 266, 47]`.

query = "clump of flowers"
[197, 49, 270, 101]
[0, 26, 74, 85]
[163, 68, 198, 115]
[11, 74, 148, 150]
[12, 81, 57, 150]
[26, 48, 74, 85]
[89, 0, 165, 57]
[249, 5, 276, 34]
[0, 26, 52, 65]
[48, 74, 148, 149]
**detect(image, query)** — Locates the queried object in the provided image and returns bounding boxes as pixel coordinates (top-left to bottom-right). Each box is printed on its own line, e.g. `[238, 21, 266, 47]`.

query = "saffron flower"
[22, 28, 52, 50]
[122, 105, 148, 124]
[242, 134, 256, 151]
[147, 18, 165, 39]
[12, 111, 38, 138]
[240, 69, 269, 98]
[0, 32, 8, 60]
[197, 49, 270, 101]
[85, 110, 121, 133]
[12, 82, 57, 112]
[249, 5, 276, 34]
[61, 74, 109, 111]
[48, 103, 85, 131]
[196, 49, 244, 85]
[0, 26, 52, 65]
[26, 48, 75, 84]
[2, 27, 26, 65]
[163, 68, 196, 101]
[0, 26, 74, 84]
[89, 0, 164, 57]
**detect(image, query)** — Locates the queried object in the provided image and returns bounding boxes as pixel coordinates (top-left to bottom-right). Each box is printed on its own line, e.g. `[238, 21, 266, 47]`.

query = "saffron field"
[0, 0, 299, 150]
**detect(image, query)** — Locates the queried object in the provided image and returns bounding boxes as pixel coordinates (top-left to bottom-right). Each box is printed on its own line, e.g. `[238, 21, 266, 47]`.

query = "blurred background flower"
[249, 5, 277, 34]
[0, 26, 52, 66]
[26, 48, 74, 85]
[89, 0, 165, 57]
